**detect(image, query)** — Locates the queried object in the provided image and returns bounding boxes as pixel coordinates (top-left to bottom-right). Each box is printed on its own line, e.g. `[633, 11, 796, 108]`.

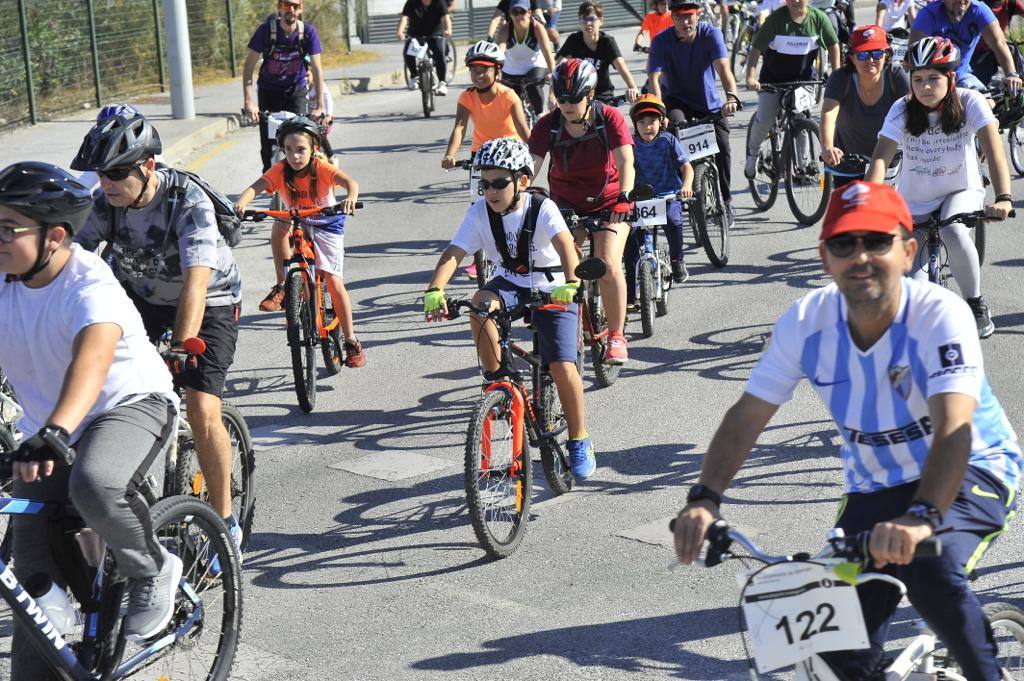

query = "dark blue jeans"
[821, 465, 1016, 680]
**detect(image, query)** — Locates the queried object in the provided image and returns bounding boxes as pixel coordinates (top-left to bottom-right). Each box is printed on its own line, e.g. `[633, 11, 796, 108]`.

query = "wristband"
[726, 91, 740, 102]
[996, 193, 1013, 203]
[906, 498, 943, 530]
[426, 287, 441, 292]
[686, 484, 722, 507]
[1007, 72, 1020, 78]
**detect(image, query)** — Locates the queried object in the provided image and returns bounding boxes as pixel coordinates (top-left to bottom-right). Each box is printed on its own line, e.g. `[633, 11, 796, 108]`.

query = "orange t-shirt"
[641, 11, 673, 40]
[261, 156, 345, 233]
[457, 82, 522, 152]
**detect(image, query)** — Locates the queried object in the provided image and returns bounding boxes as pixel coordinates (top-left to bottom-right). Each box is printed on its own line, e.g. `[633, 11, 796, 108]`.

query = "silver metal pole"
[162, 0, 195, 119]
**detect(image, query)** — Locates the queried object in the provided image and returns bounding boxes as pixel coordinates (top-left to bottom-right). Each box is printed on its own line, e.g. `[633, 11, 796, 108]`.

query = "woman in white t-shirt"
[875, 0, 915, 31]
[866, 37, 1013, 339]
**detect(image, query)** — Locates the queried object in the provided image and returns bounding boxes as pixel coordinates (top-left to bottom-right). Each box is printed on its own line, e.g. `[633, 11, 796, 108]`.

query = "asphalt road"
[3, 25, 1024, 681]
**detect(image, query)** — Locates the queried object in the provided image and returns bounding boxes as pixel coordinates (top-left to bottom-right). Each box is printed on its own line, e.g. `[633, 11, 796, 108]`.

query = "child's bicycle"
[241, 203, 361, 413]
[155, 334, 257, 550]
[669, 518, 1024, 679]
[451, 158, 493, 289]
[914, 209, 1014, 287]
[0, 434, 242, 680]
[629, 193, 675, 338]
[445, 293, 587, 559]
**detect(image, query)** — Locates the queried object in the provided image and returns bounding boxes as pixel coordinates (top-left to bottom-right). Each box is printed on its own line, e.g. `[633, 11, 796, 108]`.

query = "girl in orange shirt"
[234, 116, 366, 367]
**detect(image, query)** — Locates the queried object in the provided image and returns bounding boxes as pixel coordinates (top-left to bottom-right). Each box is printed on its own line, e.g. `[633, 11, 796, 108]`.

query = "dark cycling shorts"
[127, 289, 240, 398]
[482, 276, 580, 366]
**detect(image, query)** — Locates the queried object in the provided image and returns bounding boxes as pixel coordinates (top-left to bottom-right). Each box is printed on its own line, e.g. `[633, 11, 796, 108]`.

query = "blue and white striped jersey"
[747, 278, 1021, 494]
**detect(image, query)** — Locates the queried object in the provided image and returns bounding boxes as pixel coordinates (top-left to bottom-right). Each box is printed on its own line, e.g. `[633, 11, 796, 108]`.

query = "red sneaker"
[605, 332, 628, 365]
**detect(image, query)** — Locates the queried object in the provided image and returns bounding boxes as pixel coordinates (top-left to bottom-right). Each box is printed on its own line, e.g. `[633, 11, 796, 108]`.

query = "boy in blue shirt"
[625, 95, 693, 291]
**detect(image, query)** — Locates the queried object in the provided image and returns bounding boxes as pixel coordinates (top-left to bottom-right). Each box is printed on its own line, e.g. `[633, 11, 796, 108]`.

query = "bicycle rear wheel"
[693, 163, 730, 267]
[444, 37, 457, 78]
[588, 284, 620, 388]
[730, 25, 752, 75]
[747, 122, 780, 211]
[320, 280, 344, 376]
[465, 390, 532, 559]
[285, 269, 317, 412]
[1010, 126, 1024, 177]
[985, 601, 1024, 678]
[539, 373, 574, 496]
[128, 495, 242, 681]
[784, 117, 829, 225]
[655, 237, 671, 317]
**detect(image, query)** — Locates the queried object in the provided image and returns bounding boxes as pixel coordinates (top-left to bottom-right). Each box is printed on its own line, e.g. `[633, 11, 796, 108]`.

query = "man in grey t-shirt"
[71, 113, 245, 553]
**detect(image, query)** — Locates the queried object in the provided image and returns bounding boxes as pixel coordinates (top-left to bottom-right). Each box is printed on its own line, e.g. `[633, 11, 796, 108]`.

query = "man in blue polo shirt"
[241, 0, 326, 171]
[647, 0, 741, 226]
[910, 0, 1022, 91]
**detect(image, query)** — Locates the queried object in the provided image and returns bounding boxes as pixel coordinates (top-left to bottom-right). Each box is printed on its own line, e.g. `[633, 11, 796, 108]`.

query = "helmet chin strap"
[128, 166, 151, 208]
[503, 172, 523, 216]
[9, 227, 55, 283]
[571, 99, 594, 128]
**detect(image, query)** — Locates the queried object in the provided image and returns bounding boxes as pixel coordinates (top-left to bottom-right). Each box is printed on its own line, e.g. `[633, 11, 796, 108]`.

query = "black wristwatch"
[686, 484, 722, 508]
[906, 499, 943, 530]
[996, 193, 1013, 203]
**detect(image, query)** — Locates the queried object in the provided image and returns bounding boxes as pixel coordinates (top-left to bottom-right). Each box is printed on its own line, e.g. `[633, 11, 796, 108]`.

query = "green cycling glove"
[550, 281, 578, 305]
[424, 287, 446, 315]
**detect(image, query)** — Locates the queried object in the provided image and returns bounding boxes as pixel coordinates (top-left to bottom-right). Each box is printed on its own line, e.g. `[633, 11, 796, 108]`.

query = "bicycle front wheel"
[134, 495, 242, 681]
[730, 25, 752, 75]
[465, 390, 532, 559]
[638, 257, 656, 339]
[420, 64, 434, 118]
[285, 269, 317, 412]
[588, 284, 620, 388]
[693, 162, 730, 267]
[444, 37, 457, 78]
[747, 122, 780, 211]
[1009, 125, 1024, 177]
[783, 117, 829, 225]
[0, 427, 14, 562]
[985, 601, 1024, 677]
[473, 250, 492, 289]
[972, 221, 987, 266]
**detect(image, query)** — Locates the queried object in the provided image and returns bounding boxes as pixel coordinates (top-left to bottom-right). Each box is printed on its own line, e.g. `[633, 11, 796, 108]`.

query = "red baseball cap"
[850, 25, 889, 52]
[820, 181, 913, 240]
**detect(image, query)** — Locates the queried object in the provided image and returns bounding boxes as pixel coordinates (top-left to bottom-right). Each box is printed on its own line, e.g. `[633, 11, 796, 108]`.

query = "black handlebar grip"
[914, 536, 942, 558]
[39, 429, 76, 467]
[669, 518, 676, 533]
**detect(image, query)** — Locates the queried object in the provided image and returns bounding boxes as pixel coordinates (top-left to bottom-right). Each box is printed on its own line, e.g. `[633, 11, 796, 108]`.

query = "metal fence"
[0, 0, 351, 131]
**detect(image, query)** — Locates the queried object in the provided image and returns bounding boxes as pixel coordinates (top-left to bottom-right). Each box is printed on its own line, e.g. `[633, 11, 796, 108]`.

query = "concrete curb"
[163, 114, 240, 167]
[337, 67, 405, 94]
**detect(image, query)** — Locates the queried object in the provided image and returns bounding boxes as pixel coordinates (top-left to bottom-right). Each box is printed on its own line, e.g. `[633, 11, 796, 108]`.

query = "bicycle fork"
[481, 383, 527, 512]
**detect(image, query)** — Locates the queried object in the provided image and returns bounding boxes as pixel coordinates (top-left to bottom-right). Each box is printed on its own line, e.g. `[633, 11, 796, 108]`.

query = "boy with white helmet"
[423, 137, 596, 480]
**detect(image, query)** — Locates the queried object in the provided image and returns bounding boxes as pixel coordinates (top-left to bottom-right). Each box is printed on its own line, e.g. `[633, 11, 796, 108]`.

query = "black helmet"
[70, 112, 162, 172]
[275, 115, 323, 149]
[0, 162, 93, 234]
[995, 89, 1024, 129]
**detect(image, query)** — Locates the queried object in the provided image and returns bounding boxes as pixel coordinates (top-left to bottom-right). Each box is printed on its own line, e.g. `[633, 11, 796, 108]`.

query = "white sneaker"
[409, 77, 419, 91]
[437, 81, 448, 96]
[744, 154, 757, 180]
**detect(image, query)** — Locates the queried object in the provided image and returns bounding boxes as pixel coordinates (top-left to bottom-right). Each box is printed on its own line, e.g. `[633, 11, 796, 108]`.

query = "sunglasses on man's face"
[824, 233, 901, 258]
[97, 165, 139, 182]
[855, 49, 886, 61]
[479, 177, 515, 191]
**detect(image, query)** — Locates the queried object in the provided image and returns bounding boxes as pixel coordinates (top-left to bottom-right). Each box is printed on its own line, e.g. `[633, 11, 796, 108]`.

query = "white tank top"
[503, 19, 544, 75]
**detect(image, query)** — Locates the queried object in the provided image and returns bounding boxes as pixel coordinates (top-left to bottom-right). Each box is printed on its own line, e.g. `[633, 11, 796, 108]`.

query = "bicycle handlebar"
[761, 80, 825, 93]
[453, 159, 474, 170]
[241, 203, 363, 222]
[668, 519, 942, 567]
[0, 428, 77, 480]
[445, 296, 566, 321]
[916, 209, 1016, 230]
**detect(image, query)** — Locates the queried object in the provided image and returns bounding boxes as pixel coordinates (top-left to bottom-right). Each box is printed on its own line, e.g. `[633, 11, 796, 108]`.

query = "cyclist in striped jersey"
[674, 182, 1020, 681]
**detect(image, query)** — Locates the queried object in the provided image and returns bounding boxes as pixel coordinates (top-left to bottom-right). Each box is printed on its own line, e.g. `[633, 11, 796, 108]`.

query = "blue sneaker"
[567, 437, 596, 480]
[209, 517, 243, 577]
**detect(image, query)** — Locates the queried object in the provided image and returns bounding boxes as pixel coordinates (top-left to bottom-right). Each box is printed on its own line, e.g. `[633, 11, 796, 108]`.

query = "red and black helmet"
[551, 58, 598, 103]
[907, 37, 960, 72]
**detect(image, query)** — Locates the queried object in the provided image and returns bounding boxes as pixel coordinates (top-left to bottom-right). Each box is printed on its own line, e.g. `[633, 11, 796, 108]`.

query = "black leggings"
[257, 86, 309, 172]
[503, 67, 548, 117]
[404, 36, 447, 84]
[665, 99, 732, 203]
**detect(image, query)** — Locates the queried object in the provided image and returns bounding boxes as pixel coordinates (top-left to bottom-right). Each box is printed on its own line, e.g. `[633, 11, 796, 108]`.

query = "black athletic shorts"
[126, 288, 240, 398]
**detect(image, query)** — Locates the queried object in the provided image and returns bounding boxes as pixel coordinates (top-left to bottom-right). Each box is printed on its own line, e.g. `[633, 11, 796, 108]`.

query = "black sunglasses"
[97, 165, 140, 181]
[824, 233, 901, 258]
[554, 93, 587, 104]
[478, 177, 515, 191]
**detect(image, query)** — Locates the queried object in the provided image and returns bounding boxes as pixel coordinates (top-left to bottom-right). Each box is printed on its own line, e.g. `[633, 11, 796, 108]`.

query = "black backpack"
[106, 168, 242, 249]
[486, 189, 560, 281]
[262, 14, 307, 61]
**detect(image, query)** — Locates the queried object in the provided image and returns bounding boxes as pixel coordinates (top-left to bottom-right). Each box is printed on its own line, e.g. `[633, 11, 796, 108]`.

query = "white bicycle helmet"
[465, 40, 505, 67]
[474, 137, 534, 177]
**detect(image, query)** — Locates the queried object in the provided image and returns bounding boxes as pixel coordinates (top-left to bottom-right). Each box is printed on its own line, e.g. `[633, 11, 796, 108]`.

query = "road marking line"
[187, 137, 239, 172]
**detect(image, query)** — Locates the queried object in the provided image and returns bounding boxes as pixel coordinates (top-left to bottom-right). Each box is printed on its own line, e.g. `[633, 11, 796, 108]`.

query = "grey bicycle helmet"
[275, 115, 324, 149]
[474, 137, 534, 177]
[465, 40, 505, 66]
[70, 112, 162, 172]
[0, 162, 93, 233]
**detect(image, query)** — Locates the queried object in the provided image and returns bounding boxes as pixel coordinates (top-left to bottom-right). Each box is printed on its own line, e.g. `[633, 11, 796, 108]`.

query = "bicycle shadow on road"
[623, 322, 773, 383]
[409, 606, 750, 679]
[681, 245, 830, 292]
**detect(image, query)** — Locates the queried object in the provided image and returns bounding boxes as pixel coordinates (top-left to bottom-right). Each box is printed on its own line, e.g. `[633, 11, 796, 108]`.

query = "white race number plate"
[792, 86, 815, 113]
[677, 123, 720, 162]
[634, 198, 668, 226]
[406, 39, 428, 59]
[738, 560, 869, 673]
[468, 168, 484, 203]
[892, 38, 909, 64]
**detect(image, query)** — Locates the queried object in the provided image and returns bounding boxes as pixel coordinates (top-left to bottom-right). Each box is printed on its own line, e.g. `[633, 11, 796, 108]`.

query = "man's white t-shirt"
[879, 0, 912, 30]
[450, 195, 569, 292]
[746, 278, 1021, 494]
[0, 244, 176, 442]
[878, 88, 995, 215]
